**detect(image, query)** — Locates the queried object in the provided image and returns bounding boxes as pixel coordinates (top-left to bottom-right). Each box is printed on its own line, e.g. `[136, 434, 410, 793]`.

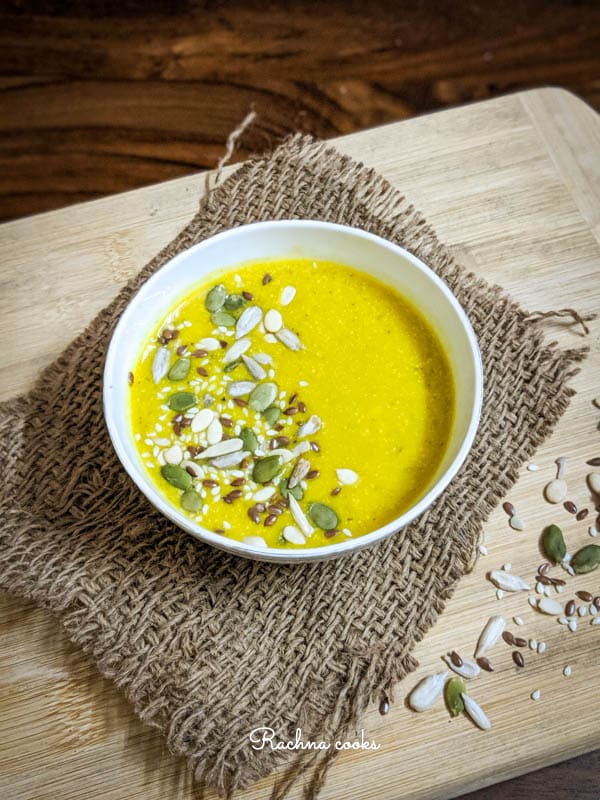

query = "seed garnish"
[512, 651, 525, 668]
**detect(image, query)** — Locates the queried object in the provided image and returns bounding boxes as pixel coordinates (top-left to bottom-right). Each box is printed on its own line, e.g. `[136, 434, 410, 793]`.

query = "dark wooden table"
[1, 2, 599, 797]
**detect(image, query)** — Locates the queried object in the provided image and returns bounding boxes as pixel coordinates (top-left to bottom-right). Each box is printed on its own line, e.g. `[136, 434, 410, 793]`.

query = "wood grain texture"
[1, 88, 600, 799]
[1, 0, 599, 220]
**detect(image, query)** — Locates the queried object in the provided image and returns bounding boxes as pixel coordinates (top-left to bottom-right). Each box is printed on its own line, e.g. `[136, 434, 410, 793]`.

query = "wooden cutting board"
[1, 88, 599, 800]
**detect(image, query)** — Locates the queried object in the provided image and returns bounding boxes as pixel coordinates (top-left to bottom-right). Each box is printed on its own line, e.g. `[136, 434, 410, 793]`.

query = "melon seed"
[445, 677, 466, 717]
[181, 489, 202, 512]
[308, 502, 339, 531]
[542, 524, 567, 563]
[570, 544, 600, 574]
[168, 357, 191, 381]
[252, 455, 283, 484]
[168, 391, 196, 411]
[161, 464, 192, 490]
[205, 284, 227, 312]
[249, 382, 278, 412]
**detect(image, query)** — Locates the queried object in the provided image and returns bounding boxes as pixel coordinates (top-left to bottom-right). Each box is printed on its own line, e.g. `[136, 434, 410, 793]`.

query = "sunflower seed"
[241, 354, 267, 380]
[198, 438, 243, 459]
[291, 441, 312, 457]
[196, 337, 220, 351]
[336, 468, 359, 485]
[288, 457, 311, 489]
[587, 473, 600, 494]
[288, 494, 314, 537]
[191, 408, 214, 433]
[545, 478, 567, 504]
[164, 445, 183, 465]
[461, 693, 492, 730]
[475, 615, 505, 657]
[243, 536, 268, 548]
[282, 525, 306, 545]
[489, 570, 530, 591]
[297, 414, 322, 438]
[207, 417, 223, 445]
[227, 381, 256, 398]
[235, 305, 263, 339]
[276, 327, 303, 351]
[253, 352, 273, 365]
[224, 338, 251, 364]
[281, 285, 296, 306]
[254, 486, 276, 502]
[152, 347, 170, 384]
[407, 671, 448, 712]
[443, 655, 480, 679]
[211, 450, 249, 469]
[264, 309, 283, 333]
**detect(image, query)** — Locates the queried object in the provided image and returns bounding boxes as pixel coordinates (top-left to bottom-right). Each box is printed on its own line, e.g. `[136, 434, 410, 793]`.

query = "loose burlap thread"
[0, 135, 589, 798]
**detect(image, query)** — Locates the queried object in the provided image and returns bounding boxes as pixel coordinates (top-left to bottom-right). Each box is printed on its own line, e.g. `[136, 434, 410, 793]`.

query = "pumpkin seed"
[445, 677, 466, 717]
[152, 346, 170, 384]
[235, 305, 262, 339]
[181, 489, 202, 512]
[161, 464, 192, 490]
[168, 391, 196, 411]
[252, 455, 283, 484]
[308, 502, 339, 531]
[279, 477, 303, 501]
[168, 357, 191, 381]
[249, 382, 278, 412]
[205, 284, 227, 312]
[297, 414, 322, 438]
[542, 524, 567, 563]
[571, 544, 600, 574]
[224, 293, 246, 311]
[211, 310, 236, 327]
[240, 427, 259, 453]
[262, 405, 281, 426]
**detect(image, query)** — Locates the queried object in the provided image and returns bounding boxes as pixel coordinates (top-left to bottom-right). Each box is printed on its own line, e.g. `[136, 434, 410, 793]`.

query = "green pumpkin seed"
[211, 310, 236, 327]
[224, 293, 246, 311]
[308, 502, 339, 531]
[168, 391, 196, 411]
[168, 357, 191, 381]
[262, 405, 280, 426]
[249, 382, 278, 412]
[445, 677, 466, 717]
[279, 478, 303, 501]
[181, 489, 202, 512]
[252, 455, 283, 484]
[161, 464, 192, 490]
[240, 427, 259, 453]
[542, 524, 566, 563]
[205, 284, 227, 312]
[571, 544, 600, 574]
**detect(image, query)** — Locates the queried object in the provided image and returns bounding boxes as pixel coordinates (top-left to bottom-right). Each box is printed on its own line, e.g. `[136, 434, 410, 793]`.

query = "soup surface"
[129, 258, 454, 549]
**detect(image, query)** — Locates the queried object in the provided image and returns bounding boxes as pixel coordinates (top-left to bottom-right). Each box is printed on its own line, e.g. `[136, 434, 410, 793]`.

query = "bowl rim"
[103, 219, 484, 562]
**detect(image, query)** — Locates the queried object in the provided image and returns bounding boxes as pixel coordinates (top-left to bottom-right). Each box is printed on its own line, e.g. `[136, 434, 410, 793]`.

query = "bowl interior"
[104, 220, 482, 562]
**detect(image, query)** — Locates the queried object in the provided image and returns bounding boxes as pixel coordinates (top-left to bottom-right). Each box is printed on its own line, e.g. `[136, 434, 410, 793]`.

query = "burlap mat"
[0, 135, 589, 798]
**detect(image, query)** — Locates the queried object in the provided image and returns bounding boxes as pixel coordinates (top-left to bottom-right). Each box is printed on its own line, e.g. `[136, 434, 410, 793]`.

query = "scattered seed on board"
[510, 516, 526, 531]
[568, 619, 577, 632]
[527, 463, 539, 471]
[538, 642, 547, 654]
[407, 671, 448, 712]
[461, 693, 492, 731]
[529, 597, 538, 609]
[379, 693, 390, 716]
[477, 656, 494, 672]
[531, 690, 541, 701]
[443, 655, 480, 680]
[513, 616, 524, 626]
[496, 590, 504, 600]
[537, 597, 563, 616]
[479, 544, 488, 555]
[512, 651, 525, 668]
[489, 570, 530, 591]
[475, 616, 505, 658]
[502, 501, 516, 517]
[529, 639, 538, 650]
[563, 665, 572, 677]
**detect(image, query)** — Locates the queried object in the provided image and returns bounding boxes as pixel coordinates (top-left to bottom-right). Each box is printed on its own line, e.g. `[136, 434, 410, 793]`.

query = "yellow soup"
[129, 259, 454, 549]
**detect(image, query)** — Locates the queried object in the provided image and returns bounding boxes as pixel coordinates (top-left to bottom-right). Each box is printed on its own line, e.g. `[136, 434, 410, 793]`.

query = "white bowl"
[104, 220, 483, 563]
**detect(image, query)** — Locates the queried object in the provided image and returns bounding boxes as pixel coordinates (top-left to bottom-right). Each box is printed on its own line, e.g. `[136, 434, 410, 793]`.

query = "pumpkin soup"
[129, 259, 454, 548]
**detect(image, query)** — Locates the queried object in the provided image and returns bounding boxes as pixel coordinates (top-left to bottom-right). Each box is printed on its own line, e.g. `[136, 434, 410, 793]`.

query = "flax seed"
[477, 656, 494, 672]
[514, 637, 528, 648]
[242, 291, 254, 301]
[248, 507, 261, 524]
[203, 479, 219, 488]
[264, 514, 278, 526]
[502, 631, 515, 646]
[267, 505, 283, 516]
[577, 590, 593, 602]
[220, 416, 233, 427]
[538, 562, 551, 575]
[298, 401, 307, 413]
[262, 273, 273, 285]
[564, 500, 577, 514]
[310, 441, 320, 452]
[512, 651, 525, 668]
[449, 651, 463, 667]
[176, 344, 188, 355]
[289, 393, 298, 404]
[502, 501, 516, 517]
[331, 487, 342, 496]
[565, 600, 576, 616]
[576, 508, 589, 521]
[192, 348, 208, 358]
[197, 367, 209, 376]
[379, 694, 390, 715]
[233, 398, 248, 407]
[324, 529, 339, 538]
[231, 478, 245, 487]
[127, 371, 134, 385]
[284, 406, 299, 415]
[306, 470, 320, 480]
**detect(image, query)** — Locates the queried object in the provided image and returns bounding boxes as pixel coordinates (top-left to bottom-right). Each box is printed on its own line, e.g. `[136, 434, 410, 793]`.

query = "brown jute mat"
[0, 135, 590, 798]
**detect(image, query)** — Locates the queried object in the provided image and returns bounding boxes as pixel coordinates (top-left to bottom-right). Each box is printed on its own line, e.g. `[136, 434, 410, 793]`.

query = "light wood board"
[1, 88, 599, 800]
